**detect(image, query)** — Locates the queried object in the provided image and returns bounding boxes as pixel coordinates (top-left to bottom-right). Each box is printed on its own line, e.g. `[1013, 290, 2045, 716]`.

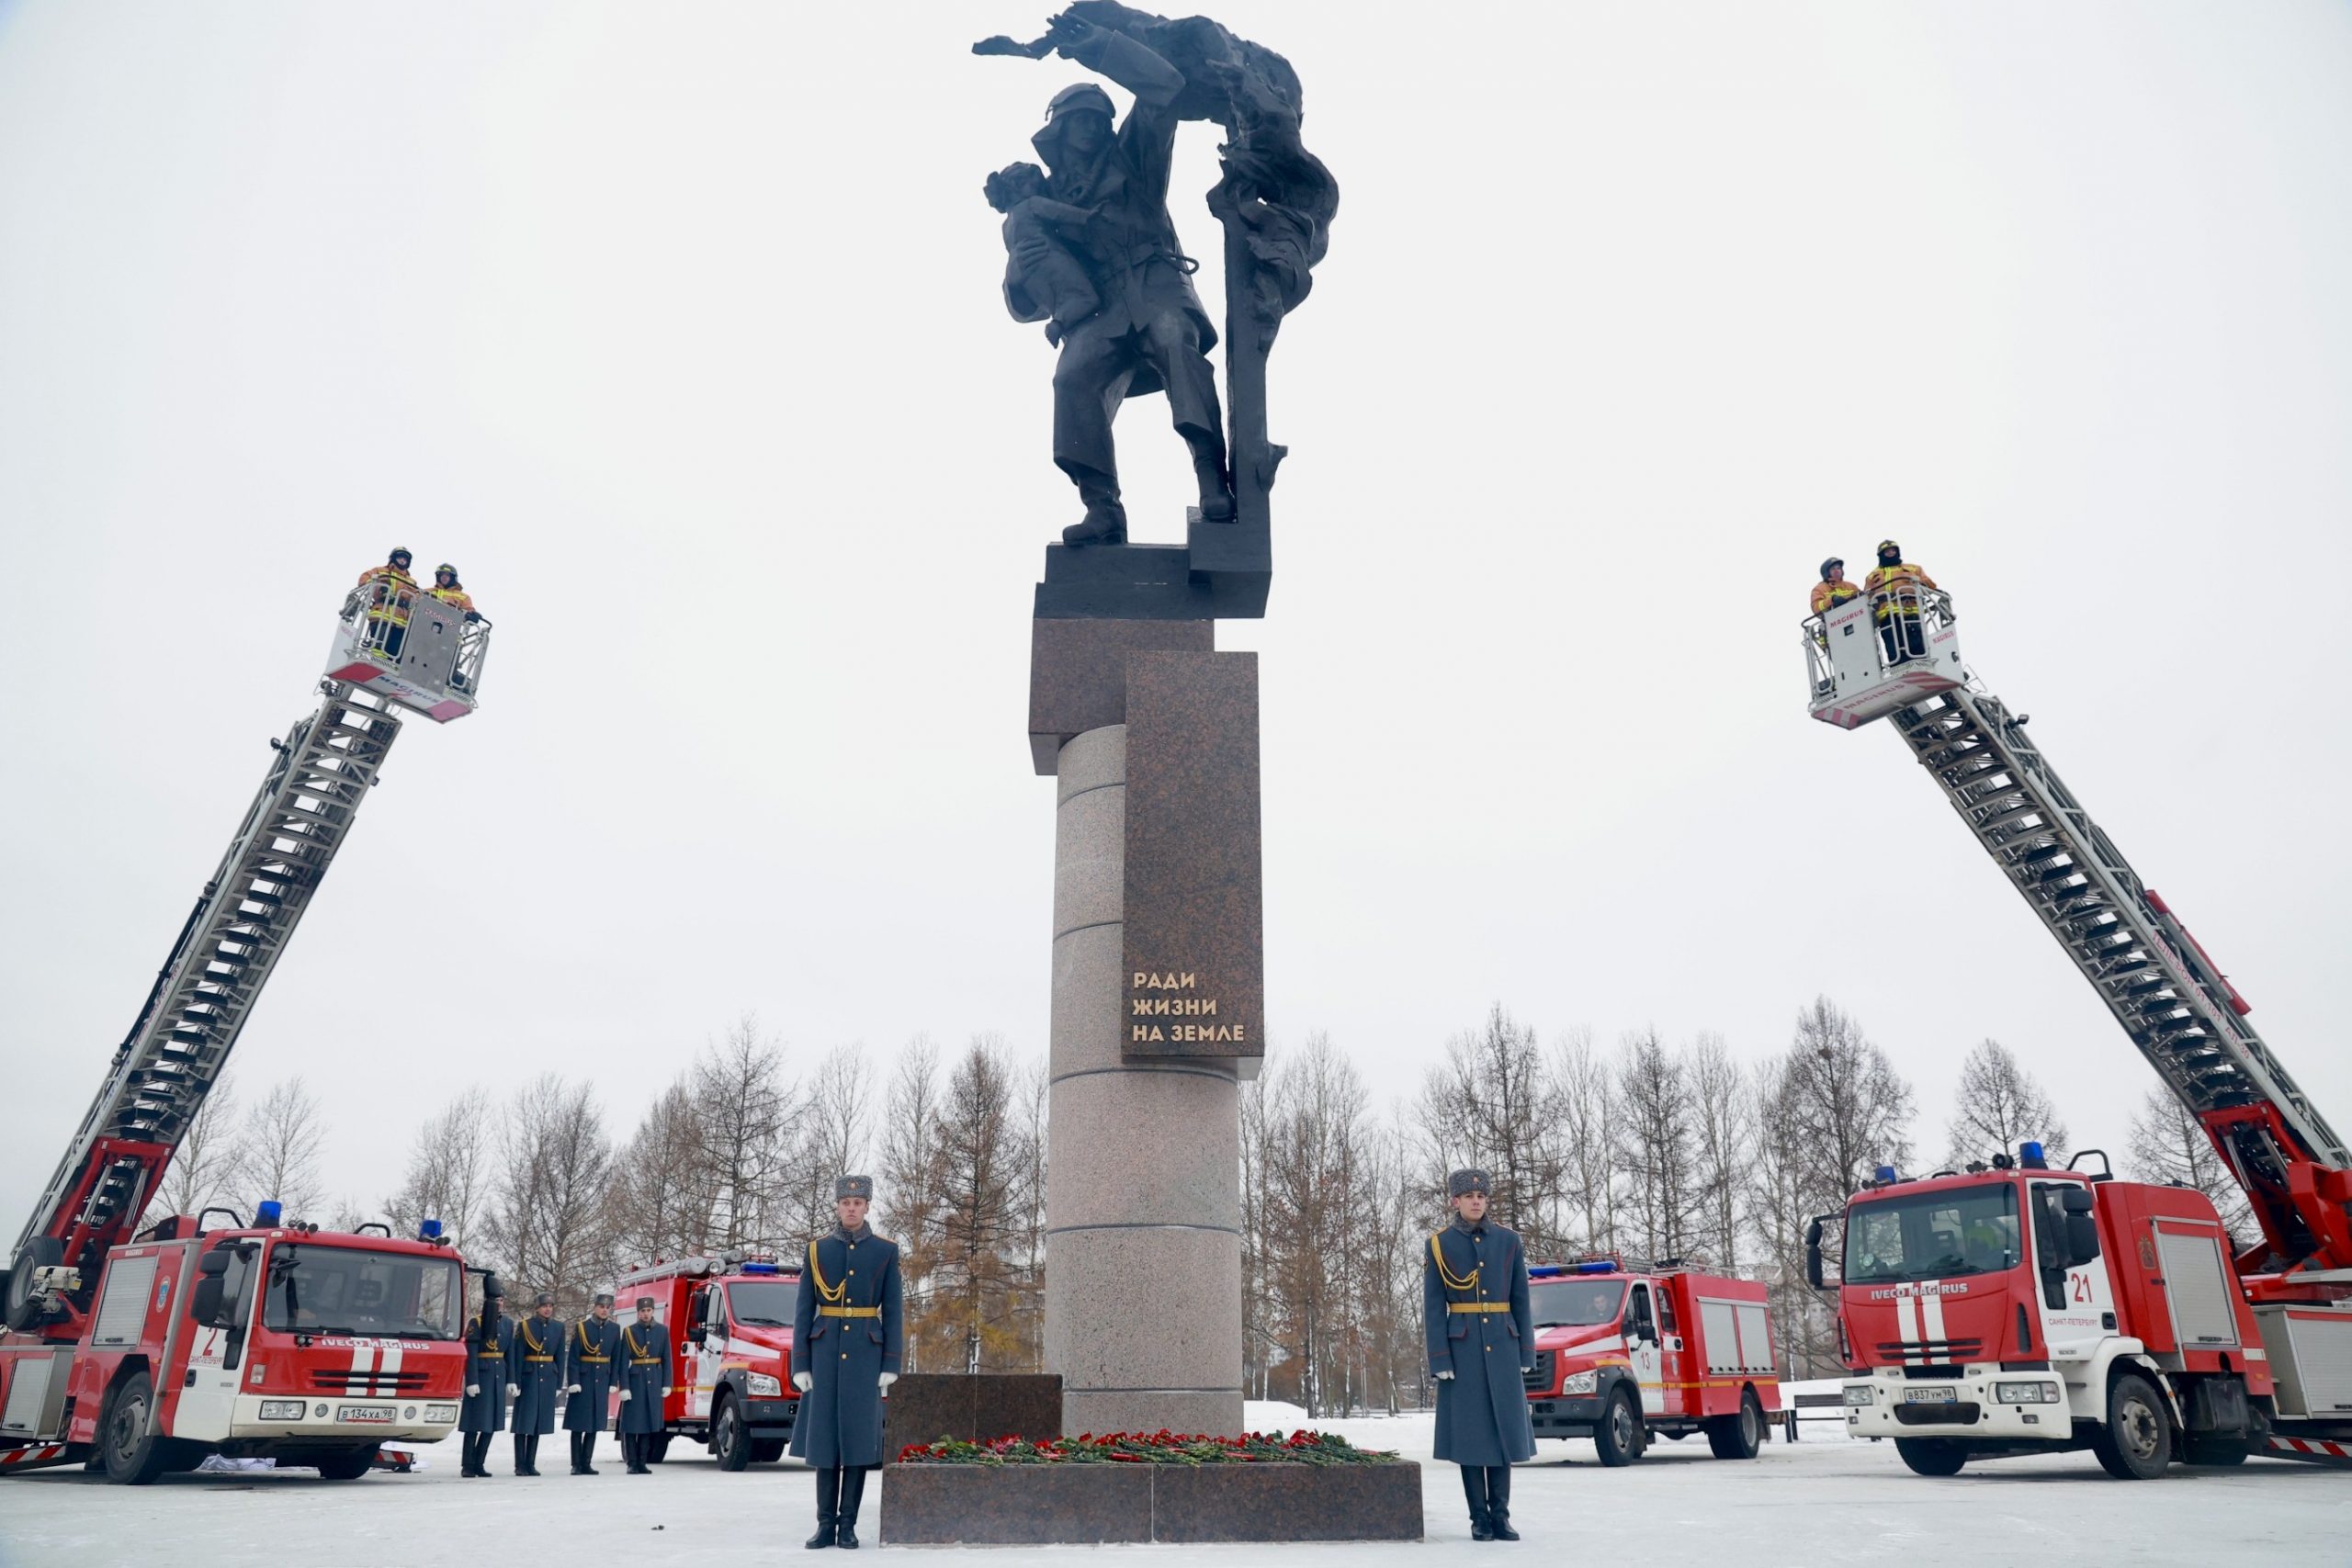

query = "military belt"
[631, 1358, 659, 1365]
[479, 1350, 503, 1357]
[819, 1305, 882, 1319]
[526, 1355, 554, 1362]
[578, 1356, 609, 1364]
[1447, 1303, 1512, 1314]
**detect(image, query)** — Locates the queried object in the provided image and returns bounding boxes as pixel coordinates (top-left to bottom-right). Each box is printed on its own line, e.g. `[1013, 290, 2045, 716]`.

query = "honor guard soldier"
[791, 1174, 904, 1550]
[458, 1276, 515, 1478]
[1424, 1170, 1537, 1541]
[509, 1291, 564, 1476]
[617, 1295, 673, 1474]
[563, 1292, 624, 1474]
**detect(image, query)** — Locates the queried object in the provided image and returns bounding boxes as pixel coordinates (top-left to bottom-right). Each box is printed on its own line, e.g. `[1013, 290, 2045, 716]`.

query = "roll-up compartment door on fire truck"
[92, 1255, 162, 1348]
[2153, 1224, 2240, 1349]
[1734, 1302, 1770, 1373]
[1699, 1299, 1739, 1376]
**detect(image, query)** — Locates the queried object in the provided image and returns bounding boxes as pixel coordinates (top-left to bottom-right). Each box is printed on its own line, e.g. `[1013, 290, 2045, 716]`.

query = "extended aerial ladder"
[2, 583, 491, 1339]
[1802, 589, 2352, 1295]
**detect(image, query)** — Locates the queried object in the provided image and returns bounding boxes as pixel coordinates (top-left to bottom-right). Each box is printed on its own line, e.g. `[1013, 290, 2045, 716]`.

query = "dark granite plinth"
[1028, 617, 1215, 775]
[879, 1461, 1423, 1545]
[885, 1373, 1061, 1449]
[1033, 531, 1269, 621]
[1122, 650, 1264, 1067]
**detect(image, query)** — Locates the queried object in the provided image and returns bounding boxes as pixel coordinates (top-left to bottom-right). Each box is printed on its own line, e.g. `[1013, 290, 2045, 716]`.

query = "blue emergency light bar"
[740, 1261, 779, 1274]
[1577, 1260, 1618, 1274]
[256, 1200, 284, 1226]
[2020, 1141, 2045, 1165]
[420, 1218, 444, 1240]
[1872, 1165, 1898, 1185]
[1528, 1265, 1564, 1279]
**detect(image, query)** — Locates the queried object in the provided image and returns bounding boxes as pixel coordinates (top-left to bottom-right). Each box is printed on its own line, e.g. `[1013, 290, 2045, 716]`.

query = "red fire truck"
[603, 1254, 802, 1470]
[1521, 1258, 1780, 1464]
[0, 589, 487, 1481]
[1800, 592, 2352, 1475]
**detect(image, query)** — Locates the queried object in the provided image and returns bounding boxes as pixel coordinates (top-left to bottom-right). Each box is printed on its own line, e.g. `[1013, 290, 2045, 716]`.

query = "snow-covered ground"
[2, 1411, 2345, 1568]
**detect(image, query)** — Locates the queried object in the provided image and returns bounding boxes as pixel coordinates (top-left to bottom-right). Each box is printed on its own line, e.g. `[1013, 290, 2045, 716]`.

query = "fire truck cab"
[1811, 1145, 2352, 1477]
[0, 1206, 470, 1482]
[605, 1255, 801, 1471]
[1521, 1258, 1780, 1465]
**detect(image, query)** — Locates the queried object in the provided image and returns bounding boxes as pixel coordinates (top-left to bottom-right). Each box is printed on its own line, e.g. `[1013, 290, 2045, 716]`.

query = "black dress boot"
[626, 1433, 650, 1475]
[806, 1464, 841, 1549]
[1461, 1464, 1493, 1540]
[1487, 1466, 1519, 1540]
[512, 1434, 530, 1476]
[837, 1466, 869, 1550]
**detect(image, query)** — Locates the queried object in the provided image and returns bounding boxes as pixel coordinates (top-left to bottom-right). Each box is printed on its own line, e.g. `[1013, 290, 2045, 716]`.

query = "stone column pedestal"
[1030, 616, 1260, 1439]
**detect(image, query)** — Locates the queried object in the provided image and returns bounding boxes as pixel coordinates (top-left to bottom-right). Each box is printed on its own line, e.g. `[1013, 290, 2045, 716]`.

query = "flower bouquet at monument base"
[893, 1428, 1402, 1466]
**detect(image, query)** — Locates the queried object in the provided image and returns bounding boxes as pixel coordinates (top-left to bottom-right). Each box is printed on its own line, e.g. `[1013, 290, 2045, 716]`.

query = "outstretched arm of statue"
[1047, 11, 1183, 110]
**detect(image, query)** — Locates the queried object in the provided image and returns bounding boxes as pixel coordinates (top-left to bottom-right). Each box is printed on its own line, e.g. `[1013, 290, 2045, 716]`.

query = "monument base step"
[878, 1459, 1424, 1545]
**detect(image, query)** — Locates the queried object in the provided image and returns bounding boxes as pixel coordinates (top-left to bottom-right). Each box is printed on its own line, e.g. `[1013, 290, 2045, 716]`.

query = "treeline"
[145, 999, 2253, 1400]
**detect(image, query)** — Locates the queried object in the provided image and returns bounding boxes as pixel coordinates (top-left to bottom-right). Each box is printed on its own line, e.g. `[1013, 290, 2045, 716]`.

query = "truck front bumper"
[1842, 1370, 2067, 1442]
[740, 1396, 798, 1438]
[1527, 1394, 1609, 1436]
[226, 1393, 459, 1444]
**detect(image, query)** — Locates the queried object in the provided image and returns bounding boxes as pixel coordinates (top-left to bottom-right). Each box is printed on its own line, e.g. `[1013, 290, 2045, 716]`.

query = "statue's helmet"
[1034, 83, 1116, 166]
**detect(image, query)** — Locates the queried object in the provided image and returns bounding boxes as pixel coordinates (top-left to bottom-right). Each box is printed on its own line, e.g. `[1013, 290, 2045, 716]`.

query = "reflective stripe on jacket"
[428, 584, 473, 615]
[358, 565, 419, 625]
[1864, 561, 1937, 619]
[1811, 580, 1860, 615]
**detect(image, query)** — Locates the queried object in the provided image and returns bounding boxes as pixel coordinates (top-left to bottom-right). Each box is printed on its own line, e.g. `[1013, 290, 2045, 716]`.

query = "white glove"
[505, 1383, 519, 1399]
[1434, 1371, 1454, 1382]
[466, 1384, 481, 1396]
[619, 1389, 632, 1403]
[878, 1372, 897, 1390]
[793, 1371, 812, 1393]
[566, 1384, 582, 1395]
[661, 1387, 672, 1398]
[1521, 1367, 1534, 1375]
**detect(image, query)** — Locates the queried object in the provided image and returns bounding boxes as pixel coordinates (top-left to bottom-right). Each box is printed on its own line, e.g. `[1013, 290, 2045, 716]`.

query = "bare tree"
[777, 1044, 875, 1246]
[1687, 1032, 1752, 1272]
[1747, 1054, 1839, 1377]
[484, 1075, 615, 1311]
[1259, 1033, 1373, 1416]
[144, 1071, 245, 1227]
[2125, 1086, 2252, 1246]
[931, 1035, 1033, 1372]
[687, 1015, 798, 1251]
[877, 1037, 946, 1372]
[1944, 1039, 2070, 1167]
[236, 1077, 328, 1218]
[1552, 1027, 1616, 1254]
[1612, 1027, 1699, 1261]
[1414, 1005, 1563, 1253]
[386, 1088, 495, 1253]
[607, 1078, 705, 1269]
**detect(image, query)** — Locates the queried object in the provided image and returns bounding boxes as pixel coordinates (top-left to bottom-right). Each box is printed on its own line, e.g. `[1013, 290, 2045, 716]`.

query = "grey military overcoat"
[1423, 1218, 1538, 1466]
[788, 1227, 904, 1469]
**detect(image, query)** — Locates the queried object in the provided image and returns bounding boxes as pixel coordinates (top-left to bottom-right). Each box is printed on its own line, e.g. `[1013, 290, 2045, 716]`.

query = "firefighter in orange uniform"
[616, 1295, 672, 1475]
[426, 562, 480, 619]
[1864, 539, 1939, 664]
[1810, 557, 1860, 615]
[356, 547, 419, 660]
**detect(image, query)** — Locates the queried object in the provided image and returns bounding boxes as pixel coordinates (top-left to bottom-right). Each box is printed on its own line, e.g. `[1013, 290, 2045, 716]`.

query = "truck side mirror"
[188, 1248, 232, 1327]
[1804, 1218, 1827, 1291]
[2065, 1214, 2101, 1268]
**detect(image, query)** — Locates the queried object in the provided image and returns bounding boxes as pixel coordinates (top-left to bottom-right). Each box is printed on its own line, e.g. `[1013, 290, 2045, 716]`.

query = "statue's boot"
[1193, 452, 1236, 523]
[1063, 479, 1127, 547]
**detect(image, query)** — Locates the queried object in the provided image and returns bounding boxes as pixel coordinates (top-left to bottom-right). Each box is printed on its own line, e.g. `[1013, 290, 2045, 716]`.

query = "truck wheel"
[1706, 1392, 1765, 1460]
[2090, 1371, 2173, 1480]
[4, 1238, 63, 1333]
[750, 1438, 786, 1464]
[1593, 1389, 1643, 1467]
[647, 1433, 673, 1464]
[1895, 1438, 1966, 1476]
[312, 1445, 378, 1481]
[712, 1397, 750, 1472]
[2180, 1435, 2249, 1467]
[100, 1371, 187, 1485]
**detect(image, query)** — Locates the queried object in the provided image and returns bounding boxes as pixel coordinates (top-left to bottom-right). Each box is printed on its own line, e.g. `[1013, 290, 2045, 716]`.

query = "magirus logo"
[1868, 1281, 1970, 1301]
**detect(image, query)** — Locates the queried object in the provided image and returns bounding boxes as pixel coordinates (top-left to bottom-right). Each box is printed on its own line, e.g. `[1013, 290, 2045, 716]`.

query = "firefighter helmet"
[1819, 557, 1843, 580]
[1877, 539, 1902, 561]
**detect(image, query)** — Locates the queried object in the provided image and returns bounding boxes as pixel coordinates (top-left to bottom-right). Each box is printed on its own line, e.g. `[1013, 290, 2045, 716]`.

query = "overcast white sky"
[5, 2, 2349, 1231]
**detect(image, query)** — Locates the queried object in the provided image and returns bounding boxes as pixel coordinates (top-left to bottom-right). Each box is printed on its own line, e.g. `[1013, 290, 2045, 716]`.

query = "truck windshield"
[261, 1245, 464, 1338]
[1844, 1184, 2021, 1285]
[1532, 1279, 1626, 1328]
[726, 1281, 797, 1328]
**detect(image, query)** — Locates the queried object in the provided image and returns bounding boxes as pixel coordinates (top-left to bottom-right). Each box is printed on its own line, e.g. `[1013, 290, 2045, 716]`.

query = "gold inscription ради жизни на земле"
[1128, 972, 1245, 1043]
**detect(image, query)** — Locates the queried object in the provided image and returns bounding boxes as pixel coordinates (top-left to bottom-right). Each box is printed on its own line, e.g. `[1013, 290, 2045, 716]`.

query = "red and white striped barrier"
[2266, 1435, 2352, 1464]
[0, 1444, 72, 1472]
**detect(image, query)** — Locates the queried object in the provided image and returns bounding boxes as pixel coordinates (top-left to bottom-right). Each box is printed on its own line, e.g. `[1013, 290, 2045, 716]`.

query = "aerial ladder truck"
[1797, 583, 2352, 1477]
[0, 582, 492, 1482]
